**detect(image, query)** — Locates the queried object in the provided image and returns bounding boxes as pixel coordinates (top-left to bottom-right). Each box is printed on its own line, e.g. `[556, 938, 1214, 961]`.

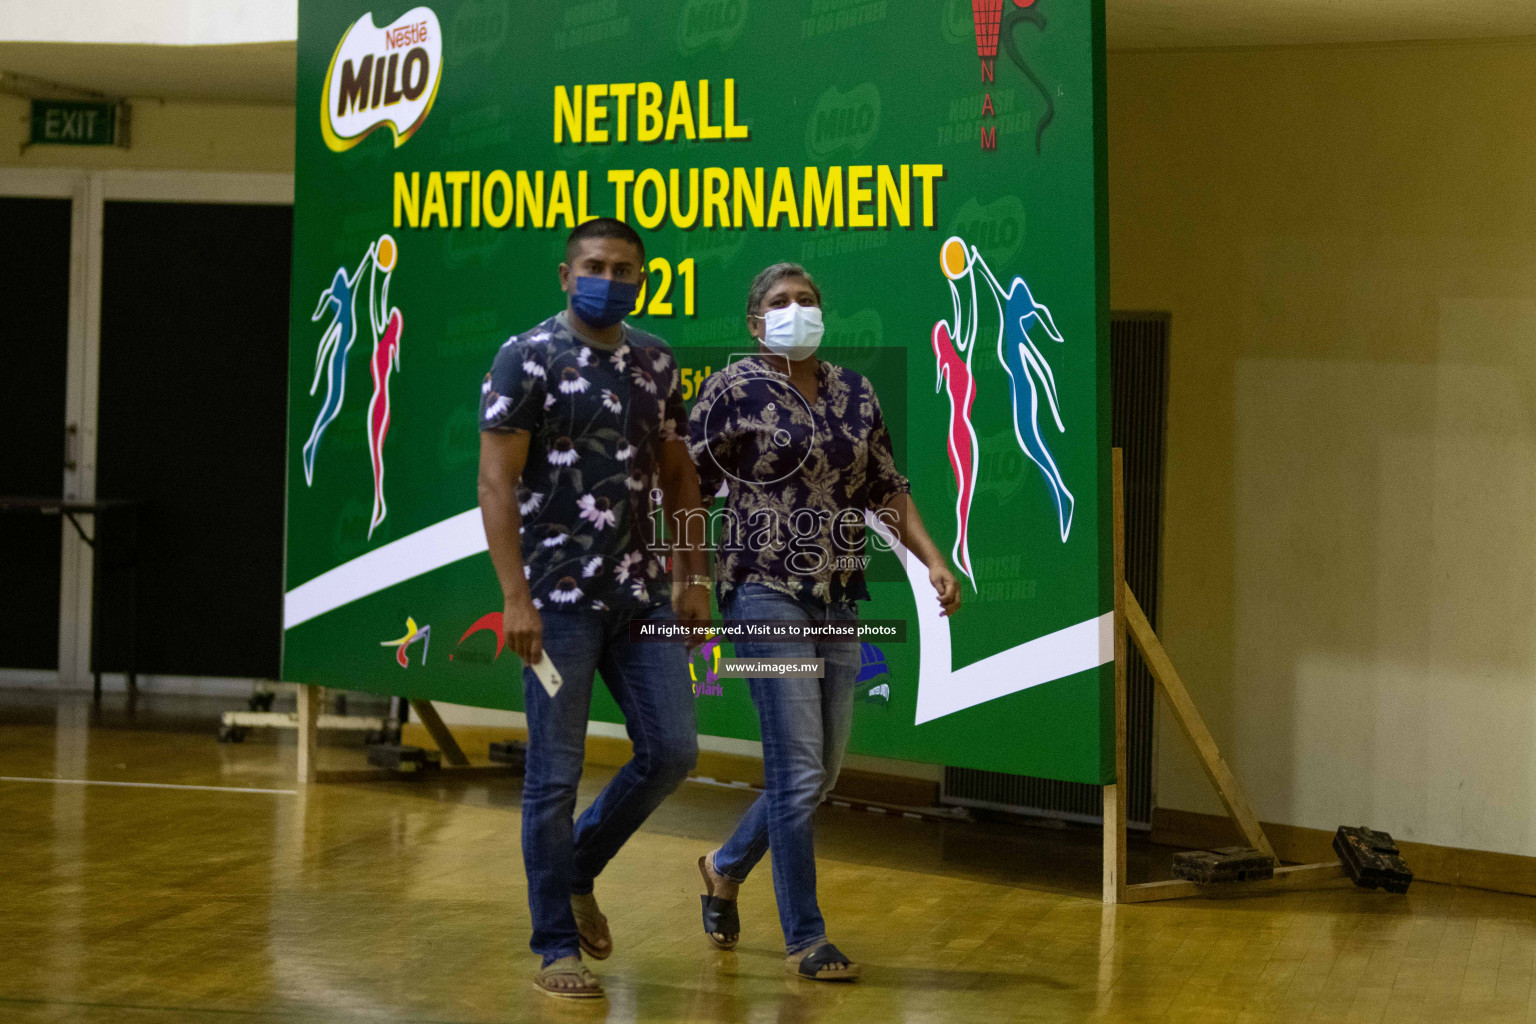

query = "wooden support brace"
[296, 684, 321, 785]
[1123, 861, 1348, 903]
[1103, 448, 1128, 904]
[409, 700, 471, 767]
[1102, 446, 1285, 902]
[1123, 588, 1276, 863]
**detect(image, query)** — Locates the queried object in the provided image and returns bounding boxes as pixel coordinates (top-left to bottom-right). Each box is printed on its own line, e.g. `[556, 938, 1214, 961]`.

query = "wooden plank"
[1103, 448, 1128, 905]
[409, 699, 470, 766]
[224, 712, 386, 731]
[1154, 805, 1536, 898]
[1123, 862, 1349, 903]
[296, 684, 321, 785]
[1123, 589, 1277, 862]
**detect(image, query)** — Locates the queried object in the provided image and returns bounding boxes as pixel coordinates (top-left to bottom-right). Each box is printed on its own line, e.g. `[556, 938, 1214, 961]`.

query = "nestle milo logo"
[823, 309, 882, 349]
[678, 0, 748, 55]
[449, 0, 507, 59]
[805, 83, 880, 159]
[322, 7, 443, 152]
[940, 0, 971, 44]
[949, 195, 1026, 265]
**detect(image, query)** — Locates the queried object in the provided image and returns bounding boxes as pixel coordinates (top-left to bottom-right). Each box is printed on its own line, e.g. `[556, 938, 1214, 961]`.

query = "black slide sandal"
[698, 855, 740, 950]
[788, 942, 861, 982]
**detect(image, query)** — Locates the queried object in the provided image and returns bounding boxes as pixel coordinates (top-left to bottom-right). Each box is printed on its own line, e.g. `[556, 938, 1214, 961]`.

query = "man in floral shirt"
[477, 218, 707, 999]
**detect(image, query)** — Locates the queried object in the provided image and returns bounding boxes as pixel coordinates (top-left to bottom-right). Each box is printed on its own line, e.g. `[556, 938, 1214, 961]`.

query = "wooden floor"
[5, 694, 1536, 1023]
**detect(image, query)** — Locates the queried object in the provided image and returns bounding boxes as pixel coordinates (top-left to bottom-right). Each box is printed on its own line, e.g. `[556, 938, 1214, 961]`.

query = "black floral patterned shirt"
[479, 313, 685, 611]
[687, 356, 910, 605]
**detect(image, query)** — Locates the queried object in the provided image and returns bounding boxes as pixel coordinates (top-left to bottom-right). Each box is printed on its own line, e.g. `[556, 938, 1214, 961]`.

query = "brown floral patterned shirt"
[687, 355, 909, 605]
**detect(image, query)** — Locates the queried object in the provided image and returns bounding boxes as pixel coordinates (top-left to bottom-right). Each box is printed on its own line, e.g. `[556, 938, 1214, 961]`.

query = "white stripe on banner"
[285, 506, 1111, 725]
[283, 507, 486, 629]
[866, 511, 1113, 724]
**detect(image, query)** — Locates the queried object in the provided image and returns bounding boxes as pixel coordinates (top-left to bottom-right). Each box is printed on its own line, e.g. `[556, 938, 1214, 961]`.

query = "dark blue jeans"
[713, 583, 860, 954]
[521, 601, 697, 964]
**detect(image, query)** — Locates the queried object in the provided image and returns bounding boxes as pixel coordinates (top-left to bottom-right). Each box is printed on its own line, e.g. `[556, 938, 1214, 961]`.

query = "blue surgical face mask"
[570, 275, 640, 329]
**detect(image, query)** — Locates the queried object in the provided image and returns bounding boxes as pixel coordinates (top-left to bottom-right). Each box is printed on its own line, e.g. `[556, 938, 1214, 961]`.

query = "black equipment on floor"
[1334, 826, 1413, 893]
[488, 740, 528, 773]
[1171, 847, 1276, 885]
[366, 744, 441, 774]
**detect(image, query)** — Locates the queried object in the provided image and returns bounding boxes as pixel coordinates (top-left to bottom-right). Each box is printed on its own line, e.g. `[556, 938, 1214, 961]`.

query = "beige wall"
[1108, 38, 1536, 857]
[0, 0, 294, 45]
[0, 94, 292, 171]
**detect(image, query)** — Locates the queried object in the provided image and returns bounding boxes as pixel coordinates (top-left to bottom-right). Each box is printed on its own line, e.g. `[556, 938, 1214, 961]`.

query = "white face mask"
[756, 302, 825, 361]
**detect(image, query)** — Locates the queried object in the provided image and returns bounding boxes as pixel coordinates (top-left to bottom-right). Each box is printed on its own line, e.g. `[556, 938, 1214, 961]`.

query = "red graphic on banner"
[367, 307, 402, 537]
[451, 612, 506, 661]
[931, 320, 978, 587]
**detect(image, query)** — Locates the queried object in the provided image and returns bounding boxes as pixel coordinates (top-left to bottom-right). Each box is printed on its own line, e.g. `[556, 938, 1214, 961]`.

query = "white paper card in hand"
[529, 653, 563, 697]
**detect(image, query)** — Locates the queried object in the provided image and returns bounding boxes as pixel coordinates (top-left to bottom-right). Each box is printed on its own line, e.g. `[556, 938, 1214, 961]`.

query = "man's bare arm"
[477, 430, 544, 662]
[657, 438, 710, 628]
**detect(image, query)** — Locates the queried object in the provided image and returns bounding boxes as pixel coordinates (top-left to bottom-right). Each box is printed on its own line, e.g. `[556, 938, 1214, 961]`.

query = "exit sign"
[29, 100, 127, 147]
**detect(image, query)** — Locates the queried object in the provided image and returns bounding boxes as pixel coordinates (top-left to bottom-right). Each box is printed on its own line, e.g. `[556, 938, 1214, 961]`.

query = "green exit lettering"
[29, 101, 122, 147]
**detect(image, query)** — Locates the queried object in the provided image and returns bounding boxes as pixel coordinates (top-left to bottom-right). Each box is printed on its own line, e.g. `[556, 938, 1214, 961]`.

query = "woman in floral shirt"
[688, 262, 961, 981]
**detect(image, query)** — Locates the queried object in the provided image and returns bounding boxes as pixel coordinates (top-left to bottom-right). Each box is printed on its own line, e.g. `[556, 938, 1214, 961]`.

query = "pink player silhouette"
[364, 235, 401, 539]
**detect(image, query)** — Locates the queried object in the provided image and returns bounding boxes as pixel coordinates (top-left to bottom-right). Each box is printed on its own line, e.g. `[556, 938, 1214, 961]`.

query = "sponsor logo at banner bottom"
[381, 616, 431, 667]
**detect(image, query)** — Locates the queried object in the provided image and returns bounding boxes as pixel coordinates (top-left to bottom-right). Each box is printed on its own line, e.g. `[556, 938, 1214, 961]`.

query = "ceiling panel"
[0, 42, 294, 104]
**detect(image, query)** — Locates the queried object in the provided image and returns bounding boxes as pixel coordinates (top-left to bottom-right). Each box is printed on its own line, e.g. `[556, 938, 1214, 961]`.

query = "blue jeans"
[713, 583, 860, 954]
[521, 601, 697, 964]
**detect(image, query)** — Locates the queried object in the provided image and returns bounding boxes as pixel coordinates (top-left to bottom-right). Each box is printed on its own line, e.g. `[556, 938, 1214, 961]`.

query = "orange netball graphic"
[374, 234, 397, 272]
[941, 236, 969, 280]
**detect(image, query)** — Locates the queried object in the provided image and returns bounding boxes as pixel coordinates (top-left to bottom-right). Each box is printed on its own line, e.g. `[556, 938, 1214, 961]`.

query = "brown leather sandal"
[533, 955, 604, 999]
[571, 893, 612, 960]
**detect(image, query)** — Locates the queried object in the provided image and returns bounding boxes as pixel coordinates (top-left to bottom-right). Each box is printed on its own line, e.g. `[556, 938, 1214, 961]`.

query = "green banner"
[287, 0, 1113, 784]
